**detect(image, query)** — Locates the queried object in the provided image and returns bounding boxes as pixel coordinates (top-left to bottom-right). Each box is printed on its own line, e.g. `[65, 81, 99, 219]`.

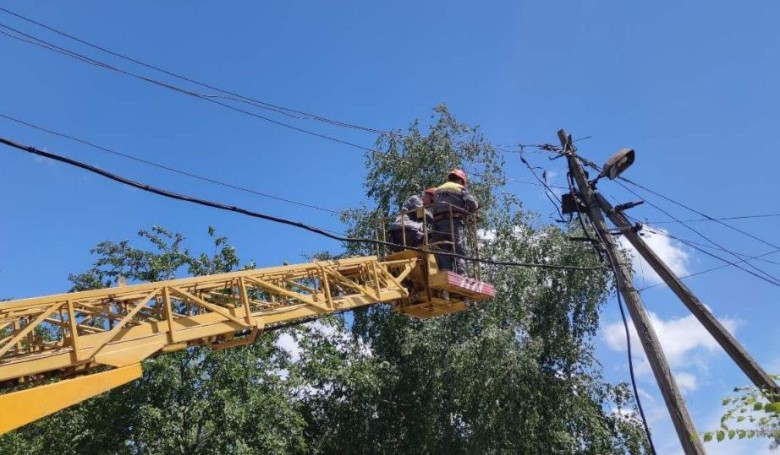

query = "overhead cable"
[0, 7, 387, 135]
[552, 147, 780, 286]
[0, 112, 342, 215]
[643, 213, 780, 224]
[0, 135, 602, 272]
[0, 23, 380, 154]
[635, 222, 780, 268]
[639, 248, 780, 292]
[540, 145, 780, 289]
[619, 177, 780, 252]
[517, 147, 565, 221]
[614, 180, 780, 287]
[584, 190, 657, 454]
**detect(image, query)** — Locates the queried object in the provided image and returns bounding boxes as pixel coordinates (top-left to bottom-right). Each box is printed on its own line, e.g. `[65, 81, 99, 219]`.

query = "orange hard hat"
[424, 187, 437, 197]
[448, 169, 467, 185]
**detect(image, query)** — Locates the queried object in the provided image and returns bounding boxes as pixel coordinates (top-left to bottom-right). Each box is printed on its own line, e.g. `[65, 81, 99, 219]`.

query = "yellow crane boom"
[0, 250, 494, 434]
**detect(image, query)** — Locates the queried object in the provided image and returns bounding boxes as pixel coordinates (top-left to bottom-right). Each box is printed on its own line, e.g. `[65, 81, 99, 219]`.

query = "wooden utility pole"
[560, 130, 705, 454]
[596, 193, 780, 397]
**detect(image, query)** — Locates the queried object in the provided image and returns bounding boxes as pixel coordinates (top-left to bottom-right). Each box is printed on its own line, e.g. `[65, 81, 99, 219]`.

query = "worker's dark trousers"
[432, 219, 467, 274]
[389, 226, 424, 252]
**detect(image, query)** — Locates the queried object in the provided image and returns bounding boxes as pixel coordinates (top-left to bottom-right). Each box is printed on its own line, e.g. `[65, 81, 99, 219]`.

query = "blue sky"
[1, 2, 779, 453]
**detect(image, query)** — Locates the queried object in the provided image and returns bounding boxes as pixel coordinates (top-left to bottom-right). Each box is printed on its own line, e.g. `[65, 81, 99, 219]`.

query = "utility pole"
[560, 130, 705, 454]
[596, 193, 780, 397]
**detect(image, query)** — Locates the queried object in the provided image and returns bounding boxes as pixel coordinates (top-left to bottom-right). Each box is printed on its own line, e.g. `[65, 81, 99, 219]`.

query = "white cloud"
[477, 228, 496, 242]
[604, 311, 739, 392]
[275, 320, 372, 364]
[618, 227, 690, 285]
[675, 372, 698, 393]
[276, 332, 301, 362]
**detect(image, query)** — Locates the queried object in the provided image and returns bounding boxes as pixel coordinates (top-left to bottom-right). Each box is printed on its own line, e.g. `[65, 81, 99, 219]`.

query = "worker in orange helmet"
[431, 169, 479, 274]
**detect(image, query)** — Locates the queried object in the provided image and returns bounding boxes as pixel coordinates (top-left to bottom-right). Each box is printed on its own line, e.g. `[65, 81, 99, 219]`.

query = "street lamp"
[599, 148, 635, 180]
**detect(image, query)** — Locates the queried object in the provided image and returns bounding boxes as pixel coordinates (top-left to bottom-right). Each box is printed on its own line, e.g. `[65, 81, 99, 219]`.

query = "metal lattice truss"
[0, 256, 416, 385]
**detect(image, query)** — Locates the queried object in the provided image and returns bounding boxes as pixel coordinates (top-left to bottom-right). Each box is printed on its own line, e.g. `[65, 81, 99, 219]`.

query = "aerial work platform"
[387, 250, 496, 319]
[0, 251, 495, 434]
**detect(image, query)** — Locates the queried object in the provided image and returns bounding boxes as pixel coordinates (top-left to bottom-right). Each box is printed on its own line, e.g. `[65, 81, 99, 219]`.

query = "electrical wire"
[623, 222, 780, 288]
[564, 170, 655, 452]
[0, 135, 603, 272]
[0, 112, 343, 215]
[505, 178, 569, 190]
[0, 14, 531, 197]
[0, 7, 387, 135]
[517, 147, 565, 221]
[633, 221, 780, 268]
[638, 248, 780, 292]
[613, 180, 780, 287]
[537, 145, 780, 289]
[619, 177, 780, 252]
[582, 203, 656, 454]
[0, 23, 381, 155]
[664, 239, 780, 287]
[614, 270, 657, 455]
[643, 213, 780, 224]
[568, 174, 605, 262]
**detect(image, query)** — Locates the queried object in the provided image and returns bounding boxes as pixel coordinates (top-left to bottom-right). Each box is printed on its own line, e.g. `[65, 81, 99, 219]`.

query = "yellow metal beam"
[0, 252, 495, 434]
[0, 364, 142, 434]
[0, 256, 419, 384]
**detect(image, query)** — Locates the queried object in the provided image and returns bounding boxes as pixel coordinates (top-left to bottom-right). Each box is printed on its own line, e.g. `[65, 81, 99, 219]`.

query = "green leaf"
[738, 430, 746, 439]
[716, 430, 725, 442]
[764, 402, 780, 413]
[722, 398, 731, 406]
[728, 430, 735, 440]
[703, 432, 713, 442]
[754, 402, 764, 411]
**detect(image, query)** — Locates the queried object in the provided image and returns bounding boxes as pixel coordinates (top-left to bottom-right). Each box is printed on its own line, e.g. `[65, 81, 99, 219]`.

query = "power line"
[639, 248, 780, 292]
[569, 150, 780, 286]
[517, 147, 565, 221]
[643, 213, 780, 224]
[636, 222, 780, 267]
[612, 262, 657, 455]
[543, 145, 780, 290]
[538, 145, 780, 287]
[619, 177, 780, 253]
[563, 169, 654, 450]
[505, 178, 569, 190]
[0, 23, 381, 154]
[0, 7, 387, 136]
[656, 235, 780, 288]
[0, 112, 343, 215]
[613, 218, 780, 288]
[583, 189, 657, 454]
[0, 135, 603, 272]
[614, 180, 780, 288]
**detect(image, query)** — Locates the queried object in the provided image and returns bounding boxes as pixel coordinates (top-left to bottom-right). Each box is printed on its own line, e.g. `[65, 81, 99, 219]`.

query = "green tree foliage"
[702, 376, 780, 449]
[0, 106, 649, 454]
[322, 104, 650, 454]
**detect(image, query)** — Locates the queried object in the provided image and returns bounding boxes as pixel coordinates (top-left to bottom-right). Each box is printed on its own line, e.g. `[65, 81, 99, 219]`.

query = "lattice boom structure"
[0, 252, 494, 433]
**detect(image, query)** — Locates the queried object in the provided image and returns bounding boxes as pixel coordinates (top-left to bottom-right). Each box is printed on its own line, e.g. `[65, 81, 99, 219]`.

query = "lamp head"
[600, 148, 635, 180]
